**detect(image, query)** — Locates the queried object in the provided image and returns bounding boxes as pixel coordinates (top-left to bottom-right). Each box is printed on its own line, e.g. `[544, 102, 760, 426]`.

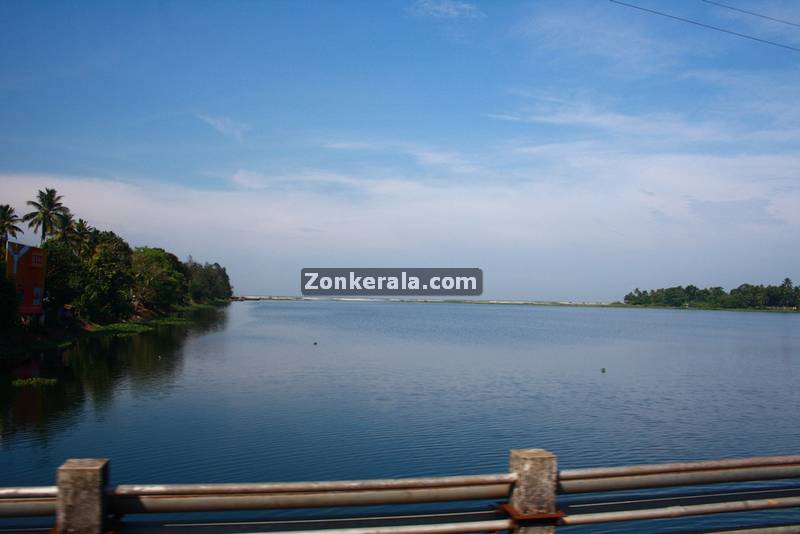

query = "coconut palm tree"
[73, 218, 95, 256]
[53, 209, 76, 245]
[23, 188, 68, 244]
[0, 204, 24, 252]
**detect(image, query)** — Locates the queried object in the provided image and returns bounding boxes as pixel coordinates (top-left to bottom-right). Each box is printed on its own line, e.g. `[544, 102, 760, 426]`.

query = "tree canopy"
[624, 279, 799, 310]
[78, 231, 135, 323]
[42, 240, 85, 308]
[186, 257, 234, 303]
[132, 247, 189, 313]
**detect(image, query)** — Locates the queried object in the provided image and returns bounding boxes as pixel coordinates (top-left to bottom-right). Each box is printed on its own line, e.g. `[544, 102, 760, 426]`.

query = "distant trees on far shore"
[2, 188, 233, 327]
[624, 279, 799, 310]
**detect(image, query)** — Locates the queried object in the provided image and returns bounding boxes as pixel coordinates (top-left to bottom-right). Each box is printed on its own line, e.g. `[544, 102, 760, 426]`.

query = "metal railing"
[2, 450, 800, 533]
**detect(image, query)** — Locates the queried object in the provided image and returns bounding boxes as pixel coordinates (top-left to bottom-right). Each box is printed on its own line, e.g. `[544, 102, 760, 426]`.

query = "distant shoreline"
[232, 295, 613, 306]
[230, 296, 799, 313]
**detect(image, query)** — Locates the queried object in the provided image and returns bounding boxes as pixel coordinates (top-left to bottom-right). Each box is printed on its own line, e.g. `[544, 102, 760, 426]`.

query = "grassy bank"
[0, 301, 228, 359]
[88, 300, 230, 336]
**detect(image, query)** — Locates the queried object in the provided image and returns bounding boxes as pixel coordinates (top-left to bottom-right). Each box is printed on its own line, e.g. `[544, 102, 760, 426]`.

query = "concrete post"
[509, 449, 558, 534]
[56, 459, 109, 534]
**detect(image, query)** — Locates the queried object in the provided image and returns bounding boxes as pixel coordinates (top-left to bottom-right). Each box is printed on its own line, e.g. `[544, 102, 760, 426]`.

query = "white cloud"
[230, 169, 269, 189]
[322, 141, 382, 151]
[513, 2, 720, 75]
[409, 0, 484, 19]
[490, 79, 800, 150]
[3, 142, 798, 300]
[490, 96, 733, 144]
[196, 114, 250, 141]
[703, 0, 800, 47]
[229, 168, 375, 191]
[683, 68, 800, 133]
[323, 140, 481, 174]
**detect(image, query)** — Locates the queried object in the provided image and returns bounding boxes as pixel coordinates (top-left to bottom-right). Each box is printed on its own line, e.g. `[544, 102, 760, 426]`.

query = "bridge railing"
[2, 450, 800, 533]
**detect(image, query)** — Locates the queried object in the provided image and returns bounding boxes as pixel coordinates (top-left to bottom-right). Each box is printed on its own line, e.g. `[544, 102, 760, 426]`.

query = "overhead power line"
[609, 0, 800, 53]
[702, 0, 800, 29]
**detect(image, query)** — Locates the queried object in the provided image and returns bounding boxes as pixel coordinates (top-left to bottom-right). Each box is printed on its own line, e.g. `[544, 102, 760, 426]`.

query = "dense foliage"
[78, 231, 135, 323]
[186, 257, 234, 303]
[624, 279, 799, 310]
[41, 240, 85, 308]
[132, 247, 189, 313]
[3, 188, 234, 325]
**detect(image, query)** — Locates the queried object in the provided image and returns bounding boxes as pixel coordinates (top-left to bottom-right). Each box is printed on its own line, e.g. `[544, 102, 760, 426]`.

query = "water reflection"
[0, 307, 227, 445]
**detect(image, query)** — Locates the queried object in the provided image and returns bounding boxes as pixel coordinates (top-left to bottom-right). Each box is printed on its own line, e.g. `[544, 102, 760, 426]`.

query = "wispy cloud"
[196, 114, 250, 141]
[409, 0, 484, 19]
[229, 168, 375, 192]
[683, 68, 800, 132]
[488, 79, 800, 150]
[488, 96, 734, 147]
[323, 140, 480, 174]
[322, 141, 381, 151]
[230, 169, 270, 189]
[513, 2, 719, 76]
[703, 0, 800, 47]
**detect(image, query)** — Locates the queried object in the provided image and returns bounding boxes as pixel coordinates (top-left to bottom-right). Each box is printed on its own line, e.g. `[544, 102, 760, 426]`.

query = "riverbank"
[0, 301, 228, 360]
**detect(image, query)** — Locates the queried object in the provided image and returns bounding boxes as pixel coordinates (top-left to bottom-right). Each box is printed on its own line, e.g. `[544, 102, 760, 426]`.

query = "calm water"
[2, 301, 800, 532]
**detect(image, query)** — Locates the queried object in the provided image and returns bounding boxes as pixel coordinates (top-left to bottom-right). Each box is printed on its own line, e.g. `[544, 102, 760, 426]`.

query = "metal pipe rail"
[0, 498, 55, 517]
[560, 455, 800, 480]
[3, 451, 800, 532]
[561, 495, 800, 525]
[0, 487, 56, 499]
[559, 464, 800, 493]
[111, 485, 512, 514]
[112, 473, 517, 496]
[250, 520, 517, 534]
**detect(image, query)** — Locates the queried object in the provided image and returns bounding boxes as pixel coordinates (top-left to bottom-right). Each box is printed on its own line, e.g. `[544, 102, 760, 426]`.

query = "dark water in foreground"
[1, 301, 800, 532]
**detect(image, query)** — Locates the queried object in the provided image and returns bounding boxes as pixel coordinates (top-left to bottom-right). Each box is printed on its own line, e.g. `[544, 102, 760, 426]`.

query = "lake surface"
[2, 301, 800, 532]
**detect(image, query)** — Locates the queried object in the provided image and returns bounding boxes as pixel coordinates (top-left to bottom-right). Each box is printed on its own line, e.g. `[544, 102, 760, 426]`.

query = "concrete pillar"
[509, 449, 558, 534]
[56, 459, 109, 534]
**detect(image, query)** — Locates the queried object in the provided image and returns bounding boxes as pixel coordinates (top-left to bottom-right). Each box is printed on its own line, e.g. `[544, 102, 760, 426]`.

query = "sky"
[1, 0, 799, 301]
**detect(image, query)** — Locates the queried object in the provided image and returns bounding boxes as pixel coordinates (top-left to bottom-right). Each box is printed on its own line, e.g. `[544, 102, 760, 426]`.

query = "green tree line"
[624, 279, 799, 310]
[1, 188, 233, 326]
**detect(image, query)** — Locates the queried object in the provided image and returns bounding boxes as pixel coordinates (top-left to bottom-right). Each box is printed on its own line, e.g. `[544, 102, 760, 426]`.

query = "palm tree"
[53, 209, 76, 245]
[0, 204, 24, 252]
[23, 188, 68, 244]
[73, 218, 95, 256]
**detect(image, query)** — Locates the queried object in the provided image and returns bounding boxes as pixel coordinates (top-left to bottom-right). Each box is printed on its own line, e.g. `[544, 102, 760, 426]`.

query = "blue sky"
[2, 0, 799, 300]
